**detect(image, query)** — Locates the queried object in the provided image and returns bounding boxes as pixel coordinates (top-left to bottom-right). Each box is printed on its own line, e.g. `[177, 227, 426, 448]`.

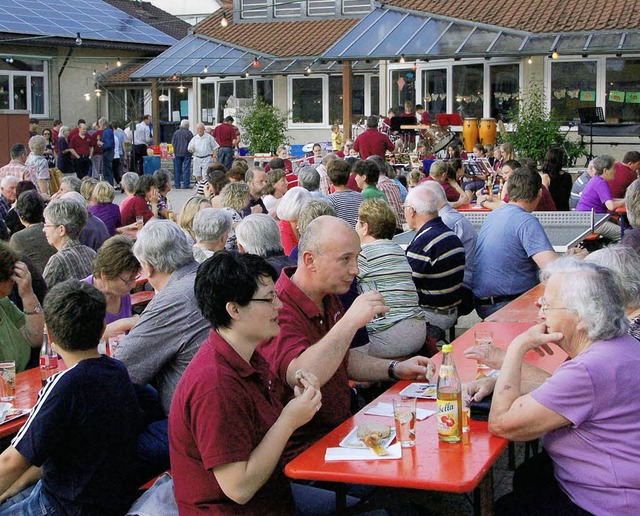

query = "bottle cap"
[442, 344, 453, 353]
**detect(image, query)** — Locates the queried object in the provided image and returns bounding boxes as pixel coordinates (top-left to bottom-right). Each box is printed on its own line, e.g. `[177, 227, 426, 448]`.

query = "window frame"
[0, 56, 49, 117]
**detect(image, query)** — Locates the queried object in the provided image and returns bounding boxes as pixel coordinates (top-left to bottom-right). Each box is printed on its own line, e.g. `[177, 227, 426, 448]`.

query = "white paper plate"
[339, 425, 396, 449]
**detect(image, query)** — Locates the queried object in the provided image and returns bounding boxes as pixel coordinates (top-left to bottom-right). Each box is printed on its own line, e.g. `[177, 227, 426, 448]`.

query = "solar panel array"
[0, 0, 176, 46]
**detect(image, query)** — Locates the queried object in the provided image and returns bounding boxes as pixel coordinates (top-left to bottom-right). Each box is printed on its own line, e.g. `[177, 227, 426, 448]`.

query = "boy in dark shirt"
[0, 280, 140, 515]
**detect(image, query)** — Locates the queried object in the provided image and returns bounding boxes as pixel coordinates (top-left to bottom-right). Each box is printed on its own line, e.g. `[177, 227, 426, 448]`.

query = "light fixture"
[104, 63, 109, 71]
[84, 92, 90, 101]
[4, 57, 13, 64]
[552, 51, 559, 59]
[244, 71, 249, 78]
[304, 65, 312, 76]
[116, 57, 122, 67]
[220, 12, 228, 27]
[92, 69, 97, 76]
[94, 88, 101, 97]
[253, 57, 260, 68]
[179, 83, 184, 93]
[399, 54, 405, 63]
[203, 65, 208, 73]
[527, 57, 533, 64]
[159, 92, 169, 102]
[75, 32, 82, 45]
[172, 73, 177, 81]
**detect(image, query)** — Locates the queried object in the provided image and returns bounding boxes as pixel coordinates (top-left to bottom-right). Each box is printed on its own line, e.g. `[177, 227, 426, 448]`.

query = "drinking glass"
[0, 362, 16, 402]
[393, 396, 416, 447]
[473, 330, 493, 374]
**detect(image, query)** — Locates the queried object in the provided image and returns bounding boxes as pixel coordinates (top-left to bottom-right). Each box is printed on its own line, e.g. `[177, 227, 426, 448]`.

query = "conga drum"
[462, 118, 479, 152]
[479, 118, 497, 146]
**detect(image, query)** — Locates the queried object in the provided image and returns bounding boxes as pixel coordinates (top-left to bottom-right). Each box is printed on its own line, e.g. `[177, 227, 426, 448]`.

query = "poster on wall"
[609, 91, 625, 102]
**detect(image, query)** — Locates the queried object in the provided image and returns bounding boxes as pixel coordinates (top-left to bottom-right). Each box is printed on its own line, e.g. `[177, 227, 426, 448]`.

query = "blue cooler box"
[143, 155, 161, 175]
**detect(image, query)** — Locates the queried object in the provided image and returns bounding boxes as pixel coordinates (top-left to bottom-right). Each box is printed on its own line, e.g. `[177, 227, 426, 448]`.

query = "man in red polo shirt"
[353, 116, 395, 160]
[213, 116, 238, 171]
[69, 122, 92, 179]
[608, 151, 640, 199]
[258, 216, 435, 461]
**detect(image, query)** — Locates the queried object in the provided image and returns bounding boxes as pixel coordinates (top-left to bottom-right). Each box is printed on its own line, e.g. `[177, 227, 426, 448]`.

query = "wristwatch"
[24, 303, 42, 315]
[388, 360, 400, 380]
[480, 200, 487, 208]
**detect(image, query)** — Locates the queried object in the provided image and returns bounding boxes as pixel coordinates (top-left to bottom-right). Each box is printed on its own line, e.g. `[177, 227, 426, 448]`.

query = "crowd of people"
[0, 113, 639, 515]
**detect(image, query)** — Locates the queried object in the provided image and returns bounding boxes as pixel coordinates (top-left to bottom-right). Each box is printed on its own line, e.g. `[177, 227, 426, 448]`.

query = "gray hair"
[28, 135, 46, 155]
[0, 175, 18, 188]
[429, 160, 448, 180]
[592, 155, 615, 176]
[59, 125, 69, 135]
[540, 257, 629, 341]
[297, 199, 335, 234]
[121, 172, 139, 194]
[420, 180, 447, 206]
[180, 119, 189, 128]
[625, 179, 640, 227]
[133, 219, 194, 273]
[43, 198, 88, 240]
[322, 153, 338, 167]
[235, 213, 284, 256]
[276, 186, 312, 221]
[193, 208, 233, 244]
[98, 117, 109, 127]
[60, 175, 81, 193]
[585, 244, 640, 310]
[406, 184, 439, 216]
[298, 167, 320, 192]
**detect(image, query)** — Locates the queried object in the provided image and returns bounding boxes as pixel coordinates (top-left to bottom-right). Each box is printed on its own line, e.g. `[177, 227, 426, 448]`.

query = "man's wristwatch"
[480, 200, 487, 208]
[388, 360, 400, 380]
[24, 303, 42, 315]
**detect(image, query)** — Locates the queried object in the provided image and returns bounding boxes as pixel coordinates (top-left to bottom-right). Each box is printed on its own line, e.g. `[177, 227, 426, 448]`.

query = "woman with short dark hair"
[120, 175, 158, 226]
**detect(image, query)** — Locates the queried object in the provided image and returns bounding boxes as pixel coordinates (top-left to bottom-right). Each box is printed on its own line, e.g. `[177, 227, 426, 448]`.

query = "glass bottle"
[40, 332, 59, 386]
[437, 344, 462, 443]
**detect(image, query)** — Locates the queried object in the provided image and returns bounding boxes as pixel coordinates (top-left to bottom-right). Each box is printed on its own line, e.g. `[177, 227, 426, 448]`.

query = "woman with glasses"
[83, 235, 141, 338]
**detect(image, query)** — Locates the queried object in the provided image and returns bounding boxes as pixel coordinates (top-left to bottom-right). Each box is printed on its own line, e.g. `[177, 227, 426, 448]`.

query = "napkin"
[364, 402, 435, 421]
[0, 403, 12, 425]
[325, 443, 402, 461]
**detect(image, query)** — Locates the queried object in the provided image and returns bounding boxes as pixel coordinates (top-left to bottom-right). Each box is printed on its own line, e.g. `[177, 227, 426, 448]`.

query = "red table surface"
[457, 204, 490, 213]
[485, 284, 544, 323]
[285, 321, 567, 492]
[0, 362, 68, 440]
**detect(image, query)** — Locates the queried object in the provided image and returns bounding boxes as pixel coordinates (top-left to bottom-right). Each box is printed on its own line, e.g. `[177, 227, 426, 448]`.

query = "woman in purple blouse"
[88, 181, 123, 236]
[83, 235, 140, 338]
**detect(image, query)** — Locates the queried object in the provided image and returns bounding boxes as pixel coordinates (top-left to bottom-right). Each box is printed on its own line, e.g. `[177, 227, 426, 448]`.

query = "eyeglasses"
[43, 223, 60, 229]
[120, 274, 141, 286]
[539, 297, 572, 314]
[250, 292, 279, 305]
[402, 204, 415, 211]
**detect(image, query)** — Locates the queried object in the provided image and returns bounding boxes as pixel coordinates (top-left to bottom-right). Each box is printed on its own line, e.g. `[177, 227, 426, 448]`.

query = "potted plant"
[236, 97, 290, 154]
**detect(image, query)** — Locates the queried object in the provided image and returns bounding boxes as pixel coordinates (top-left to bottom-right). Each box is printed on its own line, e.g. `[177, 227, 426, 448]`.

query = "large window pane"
[235, 79, 253, 99]
[606, 58, 640, 123]
[453, 64, 483, 119]
[329, 75, 365, 124]
[490, 64, 519, 122]
[256, 79, 273, 104]
[391, 69, 415, 113]
[30, 76, 44, 115]
[0, 76, 9, 110]
[292, 77, 323, 123]
[109, 89, 126, 124]
[13, 76, 27, 110]
[127, 89, 145, 123]
[218, 82, 234, 122]
[200, 82, 215, 123]
[171, 88, 188, 122]
[550, 60, 597, 124]
[370, 76, 379, 116]
[421, 68, 447, 118]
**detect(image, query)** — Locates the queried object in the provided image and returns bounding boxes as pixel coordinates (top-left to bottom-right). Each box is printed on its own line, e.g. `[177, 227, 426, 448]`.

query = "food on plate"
[357, 422, 392, 456]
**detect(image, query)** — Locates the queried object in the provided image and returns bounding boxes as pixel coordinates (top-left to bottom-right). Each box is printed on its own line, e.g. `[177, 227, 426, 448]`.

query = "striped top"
[327, 190, 364, 228]
[358, 239, 424, 333]
[406, 217, 465, 310]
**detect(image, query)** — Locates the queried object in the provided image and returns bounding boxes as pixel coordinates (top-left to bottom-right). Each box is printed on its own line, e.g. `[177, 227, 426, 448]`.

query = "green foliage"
[505, 86, 586, 166]
[236, 98, 290, 154]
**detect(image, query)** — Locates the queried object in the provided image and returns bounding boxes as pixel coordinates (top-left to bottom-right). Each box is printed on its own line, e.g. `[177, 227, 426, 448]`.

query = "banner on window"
[609, 91, 625, 103]
[580, 91, 595, 102]
[625, 92, 640, 104]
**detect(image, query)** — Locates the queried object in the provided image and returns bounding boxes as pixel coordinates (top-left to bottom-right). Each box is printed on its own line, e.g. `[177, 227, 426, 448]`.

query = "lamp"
[116, 58, 122, 67]
[94, 88, 101, 97]
[399, 54, 405, 63]
[203, 65, 208, 74]
[220, 12, 228, 27]
[75, 32, 82, 45]
[244, 71, 249, 78]
[253, 57, 260, 68]
[159, 92, 169, 102]
[552, 51, 559, 59]
[527, 57, 533, 64]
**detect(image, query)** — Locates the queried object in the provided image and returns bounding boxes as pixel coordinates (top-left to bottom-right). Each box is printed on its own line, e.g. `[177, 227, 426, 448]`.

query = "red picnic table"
[285, 321, 567, 515]
[485, 284, 544, 323]
[457, 203, 490, 212]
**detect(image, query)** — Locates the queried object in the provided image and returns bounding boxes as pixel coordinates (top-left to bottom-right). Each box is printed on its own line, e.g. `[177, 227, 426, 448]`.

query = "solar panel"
[0, 0, 176, 46]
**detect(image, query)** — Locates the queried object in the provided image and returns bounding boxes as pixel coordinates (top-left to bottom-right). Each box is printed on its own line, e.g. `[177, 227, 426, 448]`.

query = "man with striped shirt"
[404, 184, 465, 333]
[327, 159, 363, 228]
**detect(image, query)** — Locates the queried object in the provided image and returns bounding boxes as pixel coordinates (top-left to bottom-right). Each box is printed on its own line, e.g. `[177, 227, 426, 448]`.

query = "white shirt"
[133, 122, 150, 145]
[188, 133, 219, 158]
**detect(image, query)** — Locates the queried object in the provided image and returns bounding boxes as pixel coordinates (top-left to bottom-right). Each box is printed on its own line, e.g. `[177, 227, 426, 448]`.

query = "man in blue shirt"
[473, 168, 557, 319]
[101, 119, 115, 186]
[0, 280, 140, 515]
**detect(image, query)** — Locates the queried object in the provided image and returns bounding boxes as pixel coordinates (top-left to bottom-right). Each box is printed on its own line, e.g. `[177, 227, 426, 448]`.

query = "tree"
[236, 98, 289, 154]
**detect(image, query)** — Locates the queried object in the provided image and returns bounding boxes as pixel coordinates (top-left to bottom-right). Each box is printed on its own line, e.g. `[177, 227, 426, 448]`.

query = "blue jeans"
[133, 384, 170, 485]
[174, 155, 192, 188]
[0, 480, 56, 515]
[102, 149, 114, 185]
[217, 146, 234, 171]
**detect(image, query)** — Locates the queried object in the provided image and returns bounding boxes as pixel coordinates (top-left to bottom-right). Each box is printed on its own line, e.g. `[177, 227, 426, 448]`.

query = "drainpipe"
[57, 47, 74, 120]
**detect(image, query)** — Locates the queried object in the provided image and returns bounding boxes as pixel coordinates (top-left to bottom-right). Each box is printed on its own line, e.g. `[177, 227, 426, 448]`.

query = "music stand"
[435, 113, 463, 127]
[578, 107, 605, 162]
[390, 116, 419, 133]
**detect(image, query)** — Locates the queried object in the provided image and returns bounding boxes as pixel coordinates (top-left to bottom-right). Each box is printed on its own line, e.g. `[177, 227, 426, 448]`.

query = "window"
[307, 0, 334, 16]
[343, 0, 372, 15]
[218, 82, 234, 122]
[235, 79, 253, 99]
[292, 77, 323, 123]
[240, 0, 268, 19]
[606, 58, 640, 123]
[370, 76, 379, 116]
[108, 89, 126, 124]
[170, 88, 188, 121]
[421, 68, 447, 118]
[490, 64, 519, 122]
[453, 63, 483, 119]
[256, 79, 273, 104]
[550, 60, 597, 124]
[391, 69, 416, 112]
[329, 75, 365, 124]
[237, 0, 370, 21]
[0, 57, 48, 116]
[275, 0, 300, 17]
[127, 89, 145, 123]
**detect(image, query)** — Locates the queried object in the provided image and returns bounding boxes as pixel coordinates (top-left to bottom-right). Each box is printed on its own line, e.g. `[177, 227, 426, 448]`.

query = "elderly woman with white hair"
[235, 213, 295, 275]
[622, 178, 640, 251]
[26, 135, 50, 194]
[192, 208, 233, 263]
[585, 244, 640, 340]
[474, 258, 640, 515]
[56, 125, 73, 175]
[276, 186, 311, 255]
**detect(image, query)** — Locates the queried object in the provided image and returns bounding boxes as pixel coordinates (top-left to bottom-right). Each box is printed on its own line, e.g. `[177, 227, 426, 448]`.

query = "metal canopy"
[322, 6, 640, 61]
[132, 34, 378, 80]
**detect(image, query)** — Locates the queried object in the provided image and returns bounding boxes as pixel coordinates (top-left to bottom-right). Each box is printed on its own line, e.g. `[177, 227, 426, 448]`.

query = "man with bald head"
[258, 216, 434, 460]
[188, 123, 219, 183]
[404, 185, 466, 334]
[0, 176, 17, 222]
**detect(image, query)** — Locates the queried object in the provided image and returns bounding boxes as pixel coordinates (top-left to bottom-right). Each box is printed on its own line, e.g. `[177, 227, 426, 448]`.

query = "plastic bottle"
[437, 344, 462, 443]
[40, 332, 59, 386]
